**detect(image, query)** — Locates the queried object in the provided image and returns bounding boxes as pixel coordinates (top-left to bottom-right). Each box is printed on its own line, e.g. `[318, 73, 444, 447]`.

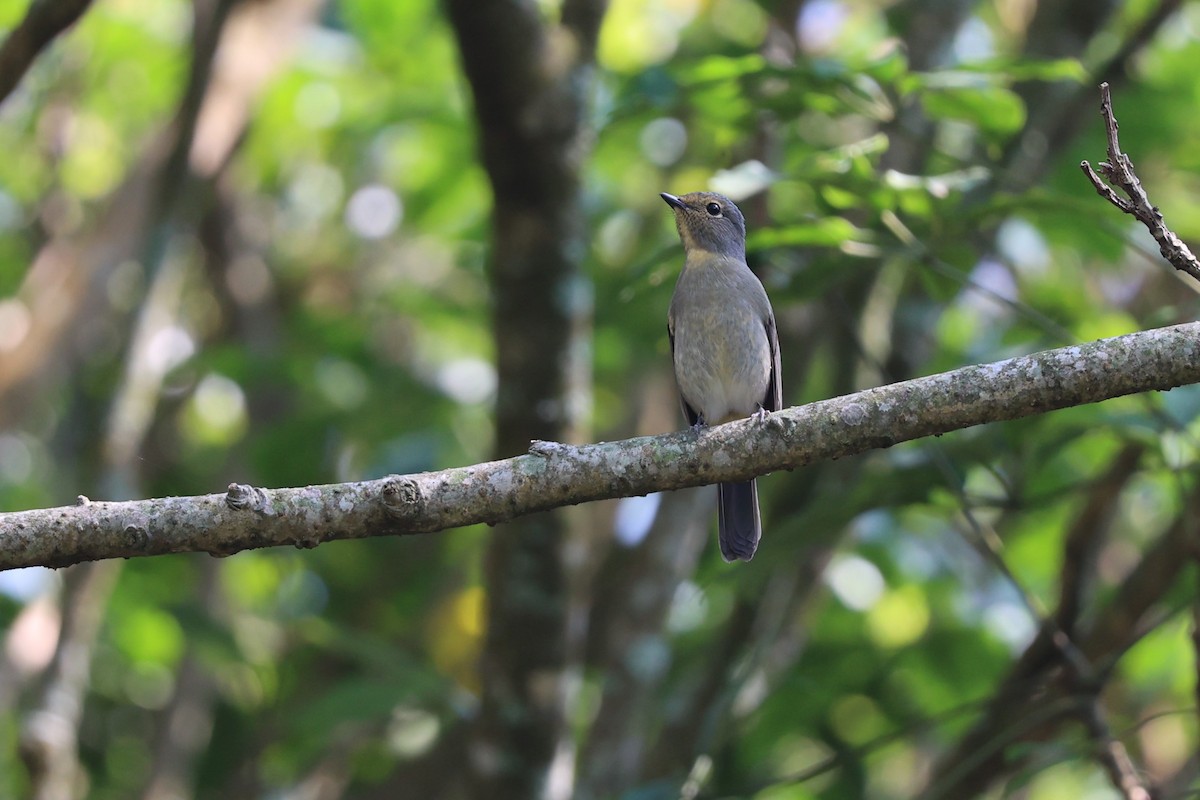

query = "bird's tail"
[718, 479, 761, 561]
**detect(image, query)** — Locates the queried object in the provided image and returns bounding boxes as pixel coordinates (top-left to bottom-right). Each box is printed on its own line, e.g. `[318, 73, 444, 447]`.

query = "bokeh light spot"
[294, 81, 342, 129]
[346, 184, 402, 239]
[825, 553, 885, 611]
[316, 357, 369, 410]
[436, 358, 496, 405]
[639, 117, 688, 167]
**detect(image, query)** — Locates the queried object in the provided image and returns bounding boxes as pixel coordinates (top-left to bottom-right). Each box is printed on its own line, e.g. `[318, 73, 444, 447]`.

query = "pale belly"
[672, 306, 771, 424]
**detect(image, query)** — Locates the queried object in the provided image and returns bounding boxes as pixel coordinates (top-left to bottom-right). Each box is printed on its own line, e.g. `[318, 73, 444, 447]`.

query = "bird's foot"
[690, 416, 709, 433]
[752, 406, 771, 424]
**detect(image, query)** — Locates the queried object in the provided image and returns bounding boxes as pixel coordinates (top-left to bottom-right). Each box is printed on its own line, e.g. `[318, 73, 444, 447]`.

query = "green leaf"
[678, 53, 767, 83]
[950, 57, 1087, 82]
[750, 217, 866, 248]
[920, 85, 1026, 136]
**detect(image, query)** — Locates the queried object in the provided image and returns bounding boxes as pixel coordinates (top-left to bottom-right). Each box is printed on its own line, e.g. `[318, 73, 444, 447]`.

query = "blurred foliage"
[2, 0, 1200, 798]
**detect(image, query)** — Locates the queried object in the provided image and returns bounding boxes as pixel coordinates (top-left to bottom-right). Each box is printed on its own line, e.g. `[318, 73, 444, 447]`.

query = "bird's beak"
[660, 192, 686, 210]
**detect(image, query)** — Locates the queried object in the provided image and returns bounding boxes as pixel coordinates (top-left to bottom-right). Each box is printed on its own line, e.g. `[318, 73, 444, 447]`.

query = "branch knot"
[382, 478, 423, 521]
[225, 483, 269, 512]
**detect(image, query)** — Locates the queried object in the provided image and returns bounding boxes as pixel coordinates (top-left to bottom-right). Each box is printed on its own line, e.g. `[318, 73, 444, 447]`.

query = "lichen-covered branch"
[3, 322, 1199, 571]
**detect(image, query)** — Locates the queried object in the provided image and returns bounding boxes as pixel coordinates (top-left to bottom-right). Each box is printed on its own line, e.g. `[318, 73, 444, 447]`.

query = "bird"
[661, 191, 782, 562]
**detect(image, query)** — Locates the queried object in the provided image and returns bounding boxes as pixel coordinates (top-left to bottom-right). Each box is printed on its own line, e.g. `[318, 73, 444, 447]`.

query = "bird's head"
[661, 191, 747, 258]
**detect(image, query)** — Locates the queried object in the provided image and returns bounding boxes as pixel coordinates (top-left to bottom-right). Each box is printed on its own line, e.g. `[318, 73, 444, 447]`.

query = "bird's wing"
[764, 312, 782, 412]
[668, 314, 701, 426]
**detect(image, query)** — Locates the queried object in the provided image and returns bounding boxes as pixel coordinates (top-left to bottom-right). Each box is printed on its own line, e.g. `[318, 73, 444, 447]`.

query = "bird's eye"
[705, 202, 722, 216]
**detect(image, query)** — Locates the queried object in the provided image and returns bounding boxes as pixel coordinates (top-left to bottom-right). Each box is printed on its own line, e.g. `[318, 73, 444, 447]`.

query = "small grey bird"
[662, 191, 782, 561]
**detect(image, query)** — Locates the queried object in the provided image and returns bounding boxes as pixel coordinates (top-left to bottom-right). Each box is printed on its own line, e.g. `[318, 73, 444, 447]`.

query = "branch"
[443, 2, 606, 797]
[0, 0, 320, 427]
[1080, 699, 1153, 800]
[1194, 583, 1200, 760]
[19, 561, 121, 800]
[577, 488, 711, 798]
[3, 322, 1200, 570]
[0, 0, 95, 106]
[1080, 82, 1200, 283]
[140, 559, 220, 800]
[1056, 444, 1145, 636]
[928, 483, 1200, 797]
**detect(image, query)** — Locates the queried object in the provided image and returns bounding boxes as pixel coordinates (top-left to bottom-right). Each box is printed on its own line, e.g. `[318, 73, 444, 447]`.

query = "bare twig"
[1080, 699, 1153, 800]
[0, 0, 95, 106]
[1081, 82, 1200, 284]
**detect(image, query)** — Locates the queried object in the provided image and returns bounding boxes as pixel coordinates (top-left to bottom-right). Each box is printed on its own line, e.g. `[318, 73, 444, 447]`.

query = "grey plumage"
[662, 191, 782, 561]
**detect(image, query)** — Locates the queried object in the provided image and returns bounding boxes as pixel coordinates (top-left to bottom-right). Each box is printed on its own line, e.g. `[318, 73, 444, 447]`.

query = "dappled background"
[1, 0, 1199, 798]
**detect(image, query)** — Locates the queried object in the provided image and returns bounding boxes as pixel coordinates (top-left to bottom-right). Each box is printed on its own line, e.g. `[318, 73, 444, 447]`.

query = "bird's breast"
[670, 272, 772, 424]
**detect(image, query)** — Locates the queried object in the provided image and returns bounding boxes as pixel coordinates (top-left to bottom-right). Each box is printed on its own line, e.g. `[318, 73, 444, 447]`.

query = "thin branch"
[141, 559, 220, 800]
[0, 0, 319, 427]
[16, 6, 244, 792]
[102, 0, 238, 495]
[953, 445, 1148, 697]
[1080, 82, 1200, 283]
[772, 694, 1066, 792]
[0, 0, 95, 106]
[1194, 552, 1200, 761]
[1080, 698, 1153, 800]
[2, 322, 1200, 570]
[647, 599, 758, 778]
[928, 485, 1200, 798]
[1057, 445, 1145, 635]
[900, 695, 1088, 800]
[1097, 1, 1185, 89]
[577, 488, 711, 799]
[19, 560, 122, 800]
